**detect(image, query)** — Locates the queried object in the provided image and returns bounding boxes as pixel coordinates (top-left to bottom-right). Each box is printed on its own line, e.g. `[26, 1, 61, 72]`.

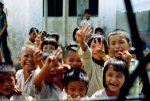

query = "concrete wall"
[4, 0, 42, 64]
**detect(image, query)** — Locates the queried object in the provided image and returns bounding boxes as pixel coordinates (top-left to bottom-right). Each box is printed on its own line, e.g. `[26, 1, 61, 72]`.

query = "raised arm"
[34, 49, 62, 91]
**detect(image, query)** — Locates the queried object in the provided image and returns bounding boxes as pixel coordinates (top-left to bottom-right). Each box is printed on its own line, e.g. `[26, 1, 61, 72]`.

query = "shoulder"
[16, 69, 23, 77]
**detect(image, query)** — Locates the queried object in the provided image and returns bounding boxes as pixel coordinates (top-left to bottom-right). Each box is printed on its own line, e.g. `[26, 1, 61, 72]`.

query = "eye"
[68, 59, 74, 62]
[70, 88, 75, 91]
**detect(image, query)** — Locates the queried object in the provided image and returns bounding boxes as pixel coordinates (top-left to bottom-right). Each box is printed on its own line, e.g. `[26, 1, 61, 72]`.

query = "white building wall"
[4, 0, 42, 64]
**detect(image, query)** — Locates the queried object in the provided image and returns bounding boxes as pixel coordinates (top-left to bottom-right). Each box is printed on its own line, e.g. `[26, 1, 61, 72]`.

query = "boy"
[80, 9, 94, 33]
[16, 45, 40, 97]
[0, 63, 33, 100]
[24, 27, 39, 46]
[63, 44, 82, 68]
[34, 49, 70, 100]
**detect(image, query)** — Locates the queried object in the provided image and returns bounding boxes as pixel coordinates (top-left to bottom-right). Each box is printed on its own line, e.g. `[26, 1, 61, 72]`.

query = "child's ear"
[128, 41, 132, 49]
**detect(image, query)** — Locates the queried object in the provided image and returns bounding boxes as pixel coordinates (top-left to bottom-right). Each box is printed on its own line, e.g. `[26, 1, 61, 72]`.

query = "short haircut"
[84, 9, 91, 14]
[0, 2, 4, 8]
[20, 45, 36, 55]
[0, 63, 16, 77]
[129, 47, 136, 54]
[63, 44, 79, 60]
[41, 38, 58, 51]
[107, 29, 131, 45]
[51, 33, 59, 41]
[103, 58, 129, 89]
[29, 27, 39, 35]
[72, 28, 79, 41]
[40, 31, 47, 36]
[61, 68, 89, 88]
[95, 27, 104, 35]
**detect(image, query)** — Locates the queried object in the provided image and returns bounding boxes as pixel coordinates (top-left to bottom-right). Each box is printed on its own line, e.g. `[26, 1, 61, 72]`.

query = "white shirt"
[0, 94, 34, 101]
[16, 67, 40, 96]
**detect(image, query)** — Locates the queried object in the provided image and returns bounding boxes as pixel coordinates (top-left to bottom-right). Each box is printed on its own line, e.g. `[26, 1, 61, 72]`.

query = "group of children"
[0, 22, 143, 100]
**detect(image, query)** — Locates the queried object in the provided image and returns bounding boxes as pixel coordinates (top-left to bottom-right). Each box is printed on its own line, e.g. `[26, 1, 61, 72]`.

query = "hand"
[44, 49, 62, 69]
[33, 49, 44, 66]
[118, 51, 132, 68]
[76, 22, 92, 45]
[14, 85, 22, 95]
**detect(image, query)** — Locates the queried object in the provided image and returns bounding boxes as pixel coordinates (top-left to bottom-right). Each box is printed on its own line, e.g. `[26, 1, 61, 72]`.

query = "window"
[89, 0, 98, 16]
[69, 0, 77, 16]
[48, 0, 63, 16]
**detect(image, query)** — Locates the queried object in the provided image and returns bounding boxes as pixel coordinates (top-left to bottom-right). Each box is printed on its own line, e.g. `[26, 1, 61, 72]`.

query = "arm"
[34, 49, 62, 91]
[0, 14, 7, 36]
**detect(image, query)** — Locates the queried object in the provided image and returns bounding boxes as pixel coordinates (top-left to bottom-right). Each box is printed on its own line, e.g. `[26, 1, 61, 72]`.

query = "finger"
[82, 23, 89, 35]
[54, 49, 62, 59]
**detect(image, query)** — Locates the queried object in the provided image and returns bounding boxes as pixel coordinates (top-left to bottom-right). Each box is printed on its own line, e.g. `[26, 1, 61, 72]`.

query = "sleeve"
[78, 45, 93, 78]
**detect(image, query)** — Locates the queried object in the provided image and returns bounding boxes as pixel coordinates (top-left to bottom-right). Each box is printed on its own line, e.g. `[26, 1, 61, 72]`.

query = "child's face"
[19, 47, 36, 72]
[64, 51, 82, 68]
[48, 60, 63, 84]
[85, 13, 91, 20]
[0, 73, 16, 96]
[43, 44, 55, 52]
[66, 80, 87, 98]
[108, 34, 131, 58]
[105, 65, 125, 94]
[90, 39, 104, 61]
[29, 31, 37, 42]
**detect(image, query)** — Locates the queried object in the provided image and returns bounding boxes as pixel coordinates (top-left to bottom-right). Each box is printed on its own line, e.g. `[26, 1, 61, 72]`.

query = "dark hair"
[87, 34, 108, 54]
[0, 2, 4, 8]
[129, 47, 136, 54]
[63, 44, 79, 60]
[51, 33, 59, 41]
[103, 58, 129, 89]
[61, 68, 89, 89]
[95, 27, 104, 35]
[41, 38, 58, 51]
[107, 29, 131, 45]
[40, 31, 47, 36]
[0, 63, 16, 77]
[84, 9, 91, 15]
[72, 28, 79, 41]
[29, 27, 39, 35]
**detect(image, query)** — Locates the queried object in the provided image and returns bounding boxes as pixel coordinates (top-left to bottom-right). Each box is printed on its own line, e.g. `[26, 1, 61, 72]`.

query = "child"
[91, 58, 129, 100]
[60, 68, 89, 100]
[0, 63, 34, 100]
[107, 29, 142, 96]
[34, 49, 69, 100]
[95, 27, 104, 35]
[41, 38, 58, 52]
[76, 24, 110, 96]
[63, 44, 82, 68]
[24, 27, 39, 46]
[16, 45, 40, 97]
[80, 9, 94, 33]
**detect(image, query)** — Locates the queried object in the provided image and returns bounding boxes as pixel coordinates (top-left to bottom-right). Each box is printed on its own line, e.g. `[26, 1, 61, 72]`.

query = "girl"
[91, 58, 129, 100]
[60, 68, 89, 100]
